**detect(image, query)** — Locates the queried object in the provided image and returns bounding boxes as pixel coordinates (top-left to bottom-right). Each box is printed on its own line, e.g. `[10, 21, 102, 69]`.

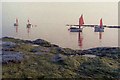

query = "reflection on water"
[15, 26, 18, 33]
[78, 32, 83, 49]
[4, 17, 119, 50]
[99, 32, 102, 40]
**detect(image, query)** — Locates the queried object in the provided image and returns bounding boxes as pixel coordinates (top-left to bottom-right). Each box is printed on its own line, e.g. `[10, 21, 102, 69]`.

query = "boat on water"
[94, 26, 104, 32]
[67, 15, 120, 33]
[27, 24, 32, 28]
[69, 15, 84, 32]
[27, 19, 32, 28]
[94, 18, 104, 32]
[69, 27, 83, 32]
[14, 18, 18, 26]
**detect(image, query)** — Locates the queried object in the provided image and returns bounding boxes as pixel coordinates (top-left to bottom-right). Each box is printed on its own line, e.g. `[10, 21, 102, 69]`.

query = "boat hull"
[27, 24, 32, 28]
[94, 26, 104, 32]
[69, 27, 82, 32]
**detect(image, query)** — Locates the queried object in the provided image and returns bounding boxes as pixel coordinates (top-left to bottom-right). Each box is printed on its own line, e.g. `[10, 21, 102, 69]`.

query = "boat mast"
[100, 18, 103, 28]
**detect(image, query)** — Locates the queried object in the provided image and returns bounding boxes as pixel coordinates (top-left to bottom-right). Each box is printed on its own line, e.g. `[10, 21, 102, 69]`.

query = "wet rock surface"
[1, 41, 24, 64]
[2, 51, 24, 64]
[32, 39, 52, 47]
[52, 53, 65, 62]
[2, 42, 17, 51]
[2, 37, 119, 58]
[84, 47, 120, 58]
[30, 47, 50, 53]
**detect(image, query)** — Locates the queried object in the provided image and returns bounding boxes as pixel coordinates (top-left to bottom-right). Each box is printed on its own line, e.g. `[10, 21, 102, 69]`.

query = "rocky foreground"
[1, 37, 120, 79]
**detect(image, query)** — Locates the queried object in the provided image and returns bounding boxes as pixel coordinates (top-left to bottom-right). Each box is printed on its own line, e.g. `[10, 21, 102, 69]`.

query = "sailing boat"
[94, 18, 104, 32]
[14, 18, 18, 26]
[14, 18, 19, 33]
[69, 15, 84, 32]
[27, 19, 32, 28]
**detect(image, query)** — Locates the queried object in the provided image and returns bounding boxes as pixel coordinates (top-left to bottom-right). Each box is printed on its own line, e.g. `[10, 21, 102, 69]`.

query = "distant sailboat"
[26, 19, 32, 35]
[94, 18, 104, 32]
[69, 15, 84, 32]
[14, 18, 19, 33]
[27, 19, 32, 28]
[14, 18, 18, 26]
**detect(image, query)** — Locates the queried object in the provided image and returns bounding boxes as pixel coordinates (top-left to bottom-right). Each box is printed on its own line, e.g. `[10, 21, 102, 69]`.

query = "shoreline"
[2, 36, 119, 58]
[1, 36, 119, 50]
[1, 36, 120, 78]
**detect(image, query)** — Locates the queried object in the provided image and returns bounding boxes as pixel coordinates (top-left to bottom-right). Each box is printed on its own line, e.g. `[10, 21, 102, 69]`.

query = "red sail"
[79, 15, 84, 26]
[100, 18, 103, 28]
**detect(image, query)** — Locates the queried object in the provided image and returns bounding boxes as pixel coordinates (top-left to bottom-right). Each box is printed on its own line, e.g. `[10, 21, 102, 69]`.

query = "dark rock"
[2, 51, 24, 64]
[2, 42, 16, 48]
[35, 52, 45, 55]
[96, 54, 106, 57]
[2, 42, 17, 51]
[32, 39, 51, 47]
[61, 48, 77, 55]
[2, 48, 14, 51]
[80, 50, 91, 55]
[56, 47, 64, 53]
[2, 37, 14, 40]
[51, 44, 59, 47]
[52, 54, 64, 62]
[30, 49, 38, 53]
[30, 47, 50, 53]
[24, 40, 32, 44]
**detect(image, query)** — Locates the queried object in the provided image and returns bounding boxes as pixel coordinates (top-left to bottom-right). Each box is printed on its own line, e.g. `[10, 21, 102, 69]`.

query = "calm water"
[2, 2, 118, 50]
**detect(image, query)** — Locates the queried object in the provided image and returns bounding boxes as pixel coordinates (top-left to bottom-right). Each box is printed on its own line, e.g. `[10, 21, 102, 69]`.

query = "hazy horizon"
[2, 2, 118, 25]
[2, 2, 118, 49]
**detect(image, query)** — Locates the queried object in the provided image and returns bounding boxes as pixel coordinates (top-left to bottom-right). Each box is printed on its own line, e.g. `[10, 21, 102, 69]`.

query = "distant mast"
[100, 18, 103, 28]
[14, 18, 18, 26]
[79, 15, 84, 28]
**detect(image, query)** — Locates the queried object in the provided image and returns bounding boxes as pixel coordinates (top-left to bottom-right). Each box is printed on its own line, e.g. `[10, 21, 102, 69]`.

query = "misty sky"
[2, 2, 118, 25]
